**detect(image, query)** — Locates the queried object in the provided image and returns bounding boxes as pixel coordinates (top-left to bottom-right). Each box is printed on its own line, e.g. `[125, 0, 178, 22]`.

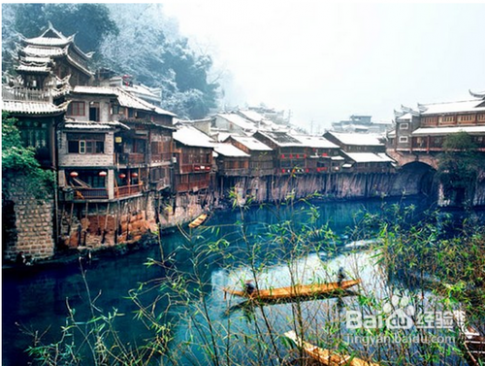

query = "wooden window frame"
[68, 101, 86, 116]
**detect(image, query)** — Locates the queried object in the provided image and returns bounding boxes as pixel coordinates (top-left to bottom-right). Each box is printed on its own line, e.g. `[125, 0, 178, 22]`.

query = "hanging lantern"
[99, 171, 107, 177]
[70, 171, 78, 177]
[119, 173, 126, 179]
[131, 172, 138, 178]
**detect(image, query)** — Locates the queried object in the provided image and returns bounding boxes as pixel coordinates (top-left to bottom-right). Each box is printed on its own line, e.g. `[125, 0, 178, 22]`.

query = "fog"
[162, 1, 485, 130]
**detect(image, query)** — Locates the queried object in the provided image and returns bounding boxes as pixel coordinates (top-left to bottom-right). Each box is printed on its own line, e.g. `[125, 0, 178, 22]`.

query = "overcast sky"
[162, 1, 484, 131]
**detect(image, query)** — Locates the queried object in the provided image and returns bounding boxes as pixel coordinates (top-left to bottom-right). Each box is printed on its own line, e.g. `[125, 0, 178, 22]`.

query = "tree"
[2, 112, 54, 198]
[437, 132, 481, 206]
[100, 4, 220, 119]
[6, 4, 118, 58]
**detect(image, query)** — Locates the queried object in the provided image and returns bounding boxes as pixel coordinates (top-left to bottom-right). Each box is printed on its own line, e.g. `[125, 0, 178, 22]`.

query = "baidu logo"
[346, 294, 452, 331]
[346, 295, 414, 330]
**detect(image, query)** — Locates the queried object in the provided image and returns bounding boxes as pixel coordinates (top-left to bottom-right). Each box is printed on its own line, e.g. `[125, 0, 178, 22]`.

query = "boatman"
[337, 267, 345, 287]
[245, 280, 256, 295]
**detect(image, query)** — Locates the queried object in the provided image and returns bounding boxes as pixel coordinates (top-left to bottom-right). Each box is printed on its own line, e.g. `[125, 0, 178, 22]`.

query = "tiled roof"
[73, 86, 118, 96]
[66, 53, 93, 76]
[397, 113, 413, 121]
[326, 132, 384, 146]
[292, 135, 339, 149]
[72, 86, 176, 117]
[2, 100, 67, 115]
[343, 152, 395, 163]
[238, 109, 264, 122]
[257, 131, 302, 147]
[23, 36, 72, 47]
[420, 99, 485, 115]
[63, 120, 129, 130]
[217, 113, 255, 131]
[173, 126, 214, 148]
[22, 45, 67, 57]
[214, 143, 250, 157]
[21, 56, 53, 63]
[412, 126, 485, 136]
[229, 135, 273, 151]
[16, 64, 51, 73]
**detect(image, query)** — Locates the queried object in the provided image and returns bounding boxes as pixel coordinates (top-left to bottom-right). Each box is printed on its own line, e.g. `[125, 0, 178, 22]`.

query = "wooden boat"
[223, 279, 361, 301]
[188, 213, 208, 229]
[284, 330, 379, 366]
[454, 310, 485, 366]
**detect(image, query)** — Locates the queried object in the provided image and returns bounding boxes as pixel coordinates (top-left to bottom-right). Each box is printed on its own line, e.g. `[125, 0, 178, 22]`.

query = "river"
[2, 197, 465, 365]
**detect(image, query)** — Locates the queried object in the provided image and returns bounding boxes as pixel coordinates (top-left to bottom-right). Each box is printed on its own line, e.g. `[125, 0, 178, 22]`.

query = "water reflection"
[3, 198, 430, 365]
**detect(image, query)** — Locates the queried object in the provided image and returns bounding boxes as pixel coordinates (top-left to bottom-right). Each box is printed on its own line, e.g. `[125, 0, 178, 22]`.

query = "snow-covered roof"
[173, 126, 214, 148]
[214, 132, 232, 142]
[292, 135, 339, 149]
[216, 113, 255, 131]
[412, 126, 485, 136]
[2, 100, 67, 115]
[71, 86, 176, 117]
[63, 120, 129, 130]
[327, 132, 384, 146]
[343, 152, 395, 163]
[420, 99, 485, 115]
[24, 35, 72, 47]
[214, 143, 250, 157]
[21, 56, 53, 63]
[238, 109, 264, 122]
[124, 84, 161, 102]
[256, 131, 302, 147]
[22, 45, 67, 58]
[397, 113, 413, 121]
[229, 135, 273, 151]
[73, 86, 118, 96]
[15, 64, 51, 73]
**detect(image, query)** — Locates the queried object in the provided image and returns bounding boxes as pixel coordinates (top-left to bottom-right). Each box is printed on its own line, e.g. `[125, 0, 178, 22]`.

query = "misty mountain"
[2, 3, 220, 119]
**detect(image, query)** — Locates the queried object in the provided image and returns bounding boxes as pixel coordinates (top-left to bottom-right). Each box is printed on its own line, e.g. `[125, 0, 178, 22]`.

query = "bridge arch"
[392, 161, 437, 198]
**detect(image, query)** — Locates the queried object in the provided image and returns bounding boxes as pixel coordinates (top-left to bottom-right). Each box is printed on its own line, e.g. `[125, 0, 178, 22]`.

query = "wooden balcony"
[73, 188, 109, 200]
[115, 184, 142, 198]
[116, 153, 147, 165]
[2, 86, 51, 102]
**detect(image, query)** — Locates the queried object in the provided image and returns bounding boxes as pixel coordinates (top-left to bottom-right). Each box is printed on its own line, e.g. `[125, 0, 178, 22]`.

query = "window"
[439, 115, 454, 124]
[458, 115, 474, 123]
[399, 123, 409, 130]
[478, 114, 485, 122]
[67, 133, 105, 154]
[422, 117, 436, 125]
[68, 101, 85, 116]
[89, 102, 100, 122]
[18, 121, 48, 148]
[399, 136, 409, 143]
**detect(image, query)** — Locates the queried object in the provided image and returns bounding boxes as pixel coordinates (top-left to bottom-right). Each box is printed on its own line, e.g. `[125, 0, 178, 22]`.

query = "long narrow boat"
[284, 330, 380, 366]
[454, 310, 485, 366]
[188, 213, 208, 229]
[223, 279, 361, 300]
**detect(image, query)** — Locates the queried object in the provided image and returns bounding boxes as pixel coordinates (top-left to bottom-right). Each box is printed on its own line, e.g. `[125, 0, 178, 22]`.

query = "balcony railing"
[116, 153, 146, 165]
[115, 184, 142, 198]
[151, 152, 172, 163]
[2, 86, 51, 102]
[73, 188, 109, 200]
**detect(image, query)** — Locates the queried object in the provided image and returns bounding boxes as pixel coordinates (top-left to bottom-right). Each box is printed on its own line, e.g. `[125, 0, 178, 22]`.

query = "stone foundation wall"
[2, 176, 55, 261]
[59, 194, 157, 249]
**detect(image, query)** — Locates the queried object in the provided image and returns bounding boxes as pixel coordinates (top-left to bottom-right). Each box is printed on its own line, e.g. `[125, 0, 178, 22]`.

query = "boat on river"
[284, 330, 380, 366]
[223, 279, 361, 300]
[454, 310, 485, 366]
[188, 213, 208, 229]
